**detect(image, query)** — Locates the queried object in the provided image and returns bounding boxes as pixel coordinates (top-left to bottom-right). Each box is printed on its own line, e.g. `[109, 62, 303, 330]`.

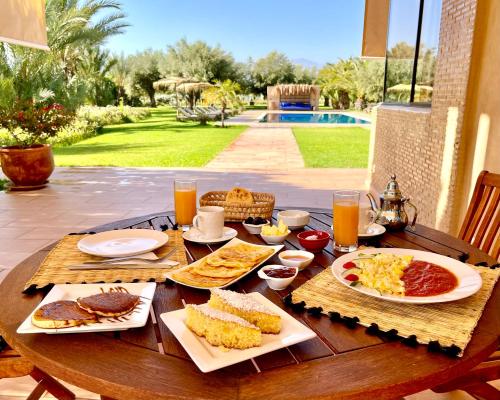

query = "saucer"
[358, 223, 386, 238]
[182, 227, 238, 244]
[330, 223, 386, 238]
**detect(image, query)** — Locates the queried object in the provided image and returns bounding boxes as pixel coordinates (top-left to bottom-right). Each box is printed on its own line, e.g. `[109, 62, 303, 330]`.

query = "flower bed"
[76, 106, 151, 126]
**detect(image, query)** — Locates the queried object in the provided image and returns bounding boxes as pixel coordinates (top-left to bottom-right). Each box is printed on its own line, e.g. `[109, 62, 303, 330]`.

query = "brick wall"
[369, 0, 478, 233]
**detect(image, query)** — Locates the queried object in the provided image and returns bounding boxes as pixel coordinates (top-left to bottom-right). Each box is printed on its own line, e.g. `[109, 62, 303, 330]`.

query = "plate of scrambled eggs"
[331, 248, 482, 304]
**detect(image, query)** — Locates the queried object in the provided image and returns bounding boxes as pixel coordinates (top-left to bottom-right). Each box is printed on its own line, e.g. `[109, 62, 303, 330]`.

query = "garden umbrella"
[175, 82, 213, 109]
[153, 77, 196, 107]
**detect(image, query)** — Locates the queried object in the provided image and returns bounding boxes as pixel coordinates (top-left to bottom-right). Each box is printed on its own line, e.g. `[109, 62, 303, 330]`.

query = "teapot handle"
[406, 199, 418, 231]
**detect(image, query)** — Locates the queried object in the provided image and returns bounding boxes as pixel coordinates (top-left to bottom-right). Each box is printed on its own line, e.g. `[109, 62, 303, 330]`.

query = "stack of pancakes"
[172, 243, 274, 288]
[32, 291, 140, 329]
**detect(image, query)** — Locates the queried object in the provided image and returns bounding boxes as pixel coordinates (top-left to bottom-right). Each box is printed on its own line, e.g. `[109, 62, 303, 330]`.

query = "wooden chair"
[0, 337, 75, 400]
[432, 170, 500, 399]
[459, 170, 500, 260]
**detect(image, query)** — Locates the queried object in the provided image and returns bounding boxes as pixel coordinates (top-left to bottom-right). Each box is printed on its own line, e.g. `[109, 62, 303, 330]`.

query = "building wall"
[456, 0, 500, 226]
[369, 0, 479, 234]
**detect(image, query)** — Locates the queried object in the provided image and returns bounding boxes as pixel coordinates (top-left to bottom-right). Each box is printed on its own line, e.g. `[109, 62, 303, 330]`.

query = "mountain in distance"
[292, 58, 323, 69]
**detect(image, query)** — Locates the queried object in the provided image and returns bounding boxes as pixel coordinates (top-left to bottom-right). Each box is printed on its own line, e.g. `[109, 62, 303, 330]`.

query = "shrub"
[48, 118, 98, 146]
[76, 105, 150, 126]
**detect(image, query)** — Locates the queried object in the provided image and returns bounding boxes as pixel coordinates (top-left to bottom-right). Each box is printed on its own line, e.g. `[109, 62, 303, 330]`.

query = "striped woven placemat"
[291, 265, 499, 356]
[23, 230, 187, 291]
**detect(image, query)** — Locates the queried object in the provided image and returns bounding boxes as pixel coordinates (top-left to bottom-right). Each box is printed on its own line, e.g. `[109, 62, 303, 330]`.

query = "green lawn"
[53, 108, 246, 167]
[293, 127, 370, 168]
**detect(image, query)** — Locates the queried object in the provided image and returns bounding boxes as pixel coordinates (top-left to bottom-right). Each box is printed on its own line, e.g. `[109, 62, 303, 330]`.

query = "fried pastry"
[77, 292, 140, 317]
[32, 300, 98, 329]
[193, 260, 250, 278]
[226, 187, 254, 205]
[171, 266, 234, 288]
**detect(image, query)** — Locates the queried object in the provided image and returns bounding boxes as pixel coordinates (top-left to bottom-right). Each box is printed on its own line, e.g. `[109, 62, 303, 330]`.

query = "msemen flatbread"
[193, 259, 250, 278]
[226, 187, 254, 205]
[171, 267, 234, 288]
[205, 244, 273, 268]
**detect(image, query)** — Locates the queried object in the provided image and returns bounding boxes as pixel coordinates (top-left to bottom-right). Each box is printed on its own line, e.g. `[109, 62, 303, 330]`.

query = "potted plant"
[0, 98, 72, 189]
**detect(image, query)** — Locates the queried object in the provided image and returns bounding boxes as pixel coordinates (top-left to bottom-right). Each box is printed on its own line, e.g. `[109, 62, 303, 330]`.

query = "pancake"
[77, 292, 140, 317]
[32, 300, 98, 329]
[171, 266, 234, 288]
[226, 187, 254, 205]
[193, 259, 250, 278]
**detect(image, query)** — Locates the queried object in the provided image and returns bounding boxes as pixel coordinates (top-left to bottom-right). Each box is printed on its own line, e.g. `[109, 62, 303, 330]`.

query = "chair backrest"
[459, 170, 500, 259]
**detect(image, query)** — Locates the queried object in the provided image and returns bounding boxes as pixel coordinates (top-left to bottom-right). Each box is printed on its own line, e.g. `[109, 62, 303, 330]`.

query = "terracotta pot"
[0, 144, 55, 187]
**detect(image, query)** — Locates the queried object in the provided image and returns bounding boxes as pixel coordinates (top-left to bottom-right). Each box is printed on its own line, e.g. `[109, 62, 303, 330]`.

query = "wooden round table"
[0, 208, 498, 400]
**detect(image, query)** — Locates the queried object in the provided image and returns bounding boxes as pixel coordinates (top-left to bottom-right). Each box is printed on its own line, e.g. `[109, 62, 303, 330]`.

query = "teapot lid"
[383, 174, 403, 199]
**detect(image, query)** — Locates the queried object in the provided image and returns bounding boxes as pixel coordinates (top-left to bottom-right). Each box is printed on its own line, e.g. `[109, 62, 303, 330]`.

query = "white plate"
[17, 283, 156, 334]
[358, 223, 386, 238]
[78, 229, 168, 257]
[166, 237, 283, 290]
[182, 227, 238, 244]
[330, 223, 386, 237]
[160, 292, 316, 372]
[331, 248, 482, 304]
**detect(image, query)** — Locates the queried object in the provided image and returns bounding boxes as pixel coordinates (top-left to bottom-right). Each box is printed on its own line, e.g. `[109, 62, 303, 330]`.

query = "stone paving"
[207, 127, 304, 169]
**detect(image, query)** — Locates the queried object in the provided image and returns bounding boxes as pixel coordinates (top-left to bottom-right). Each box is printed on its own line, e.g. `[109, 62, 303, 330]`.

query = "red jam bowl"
[297, 230, 330, 253]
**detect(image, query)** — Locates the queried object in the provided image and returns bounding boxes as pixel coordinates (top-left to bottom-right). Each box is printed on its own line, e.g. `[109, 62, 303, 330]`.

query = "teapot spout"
[366, 192, 379, 211]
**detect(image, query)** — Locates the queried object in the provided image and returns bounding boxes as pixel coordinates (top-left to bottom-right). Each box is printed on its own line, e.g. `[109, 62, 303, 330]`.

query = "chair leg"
[30, 367, 75, 400]
[26, 381, 47, 400]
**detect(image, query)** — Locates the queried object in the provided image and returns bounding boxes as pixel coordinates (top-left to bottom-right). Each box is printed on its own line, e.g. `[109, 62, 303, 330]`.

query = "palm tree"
[79, 47, 117, 105]
[0, 0, 128, 108]
[203, 80, 242, 127]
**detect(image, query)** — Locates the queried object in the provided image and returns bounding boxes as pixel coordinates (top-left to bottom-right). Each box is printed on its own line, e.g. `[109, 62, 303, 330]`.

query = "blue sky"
[104, 0, 366, 66]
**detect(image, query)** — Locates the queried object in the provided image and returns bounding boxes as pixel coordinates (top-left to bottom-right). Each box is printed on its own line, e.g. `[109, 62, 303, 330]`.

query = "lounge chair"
[194, 106, 219, 120]
[177, 107, 199, 122]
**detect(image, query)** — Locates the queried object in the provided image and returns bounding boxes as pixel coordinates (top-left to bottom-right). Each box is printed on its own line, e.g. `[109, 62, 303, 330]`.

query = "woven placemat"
[291, 266, 499, 356]
[24, 230, 187, 291]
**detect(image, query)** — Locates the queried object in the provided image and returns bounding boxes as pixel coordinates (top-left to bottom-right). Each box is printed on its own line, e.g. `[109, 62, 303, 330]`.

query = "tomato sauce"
[402, 260, 458, 296]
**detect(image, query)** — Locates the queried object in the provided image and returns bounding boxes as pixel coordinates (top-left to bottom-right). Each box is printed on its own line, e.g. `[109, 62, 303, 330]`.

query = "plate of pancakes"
[166, 238, 283, 289]
[17, 282, 156, 334]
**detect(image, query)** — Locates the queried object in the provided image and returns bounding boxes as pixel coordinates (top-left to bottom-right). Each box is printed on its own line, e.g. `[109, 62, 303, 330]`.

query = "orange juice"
[175, 189, 197, 226]
[333, 201, 359, 246]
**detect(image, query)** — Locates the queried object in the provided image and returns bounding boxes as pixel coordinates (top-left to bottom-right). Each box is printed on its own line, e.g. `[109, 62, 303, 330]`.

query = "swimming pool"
[259, 113, 370, 124]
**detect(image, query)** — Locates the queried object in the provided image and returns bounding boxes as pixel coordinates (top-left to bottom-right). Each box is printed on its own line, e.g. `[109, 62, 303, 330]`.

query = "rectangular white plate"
[160, 292, 317, 372]
[17, 282, 156, 334]
[165, 237, 283, 290]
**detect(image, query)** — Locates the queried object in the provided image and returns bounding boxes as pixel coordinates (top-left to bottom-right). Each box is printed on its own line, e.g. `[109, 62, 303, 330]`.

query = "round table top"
[0, 208, 498, 400]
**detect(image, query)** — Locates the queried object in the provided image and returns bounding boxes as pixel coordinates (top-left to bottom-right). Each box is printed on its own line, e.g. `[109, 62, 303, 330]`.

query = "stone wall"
[369, 0, 478, 234]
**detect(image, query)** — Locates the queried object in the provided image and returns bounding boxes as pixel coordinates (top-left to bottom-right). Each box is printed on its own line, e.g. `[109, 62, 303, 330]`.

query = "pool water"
[260, 113, 370, 124]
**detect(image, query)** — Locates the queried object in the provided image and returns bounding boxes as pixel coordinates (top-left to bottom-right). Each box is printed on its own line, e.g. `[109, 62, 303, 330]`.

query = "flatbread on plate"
[205, 244, 273, 268]
[193, 260, 250, 278]
[171, 267, 234, 288]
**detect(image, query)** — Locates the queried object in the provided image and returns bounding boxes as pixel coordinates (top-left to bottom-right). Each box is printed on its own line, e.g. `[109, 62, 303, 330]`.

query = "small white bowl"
[278, 250, 314, 271]
[242, 220, 269, 235]
[258, 265, 298, 290]
[260, 229, 291, 244]
[277, 210, 310, 230]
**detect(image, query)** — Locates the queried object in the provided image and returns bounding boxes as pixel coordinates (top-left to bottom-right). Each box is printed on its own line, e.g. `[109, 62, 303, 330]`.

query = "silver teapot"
[366, 174, 418, 232]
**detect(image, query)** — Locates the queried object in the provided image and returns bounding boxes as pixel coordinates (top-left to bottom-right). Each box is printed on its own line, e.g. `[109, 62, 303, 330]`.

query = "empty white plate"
[78, 229, 168, 257]
[160, 292, 317, 372]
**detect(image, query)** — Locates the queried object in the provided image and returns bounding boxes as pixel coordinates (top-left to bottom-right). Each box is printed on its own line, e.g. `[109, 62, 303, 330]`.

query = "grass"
[53, 107, 246, 167]
[293, 127, 370, 168]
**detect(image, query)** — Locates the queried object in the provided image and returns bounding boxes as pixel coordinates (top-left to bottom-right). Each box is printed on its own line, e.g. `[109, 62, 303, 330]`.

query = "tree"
[110, 52, 131, 101]
[0, 0, 128, 109]
[128, 50, 163, 107]
[203, 80, 242, 127]
[79, 47, 117, 105]
[162, 39, 237, 83]
[252, 51, 295, 95]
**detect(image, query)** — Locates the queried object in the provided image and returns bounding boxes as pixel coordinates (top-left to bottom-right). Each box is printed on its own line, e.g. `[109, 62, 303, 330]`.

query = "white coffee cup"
[358, 204, 377, 234]
[192, 206, 225, 239]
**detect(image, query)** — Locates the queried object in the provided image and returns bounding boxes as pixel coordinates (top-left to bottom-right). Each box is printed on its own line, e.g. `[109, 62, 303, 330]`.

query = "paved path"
[206, 127, 305, 169]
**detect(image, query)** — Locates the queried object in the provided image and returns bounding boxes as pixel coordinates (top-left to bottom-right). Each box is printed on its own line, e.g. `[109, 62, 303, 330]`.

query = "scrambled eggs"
[355, 253, 413, 296]
[261, 220, 288, 236]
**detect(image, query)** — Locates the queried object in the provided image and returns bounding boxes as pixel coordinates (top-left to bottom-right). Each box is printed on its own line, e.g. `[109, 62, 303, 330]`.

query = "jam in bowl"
[257, 265, 298, 290]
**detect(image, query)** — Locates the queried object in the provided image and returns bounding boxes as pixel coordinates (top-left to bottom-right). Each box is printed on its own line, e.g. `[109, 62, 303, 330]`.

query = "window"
[383, 0, 442, 104]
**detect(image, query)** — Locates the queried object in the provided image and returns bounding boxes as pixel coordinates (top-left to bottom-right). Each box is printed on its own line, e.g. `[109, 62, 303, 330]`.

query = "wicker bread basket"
[199, 191, 275, 222]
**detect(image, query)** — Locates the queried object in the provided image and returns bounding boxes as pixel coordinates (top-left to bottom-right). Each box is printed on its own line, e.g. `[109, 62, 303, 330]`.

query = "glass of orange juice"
[333, 190, 360, 252]
[174, 179, 197, 231]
